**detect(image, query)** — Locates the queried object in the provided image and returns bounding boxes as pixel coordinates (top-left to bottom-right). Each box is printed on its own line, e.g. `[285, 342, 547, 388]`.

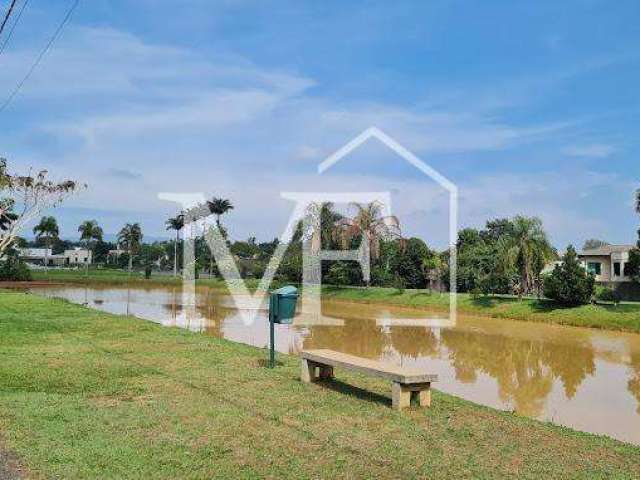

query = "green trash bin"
[269, 285, 298, 325]
[267, 286, 298, 368]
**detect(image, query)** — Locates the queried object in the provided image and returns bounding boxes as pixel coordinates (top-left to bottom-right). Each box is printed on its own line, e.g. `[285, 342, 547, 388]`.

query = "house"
[18, 247, 92, 266]
[578, 244, 635, 283]
[64, 248, 92, 265]
[17, 248, 55, 265]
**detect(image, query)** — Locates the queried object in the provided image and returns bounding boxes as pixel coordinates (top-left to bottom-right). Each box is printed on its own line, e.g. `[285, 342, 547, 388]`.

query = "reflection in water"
[23, 285, 640, 445]
[629, 351, 640, 415]
[440, 329, 595, 417]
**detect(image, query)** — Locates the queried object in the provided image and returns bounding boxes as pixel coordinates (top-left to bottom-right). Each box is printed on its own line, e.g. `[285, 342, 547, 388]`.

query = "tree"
[165, 214, 184, 276]
[33, 216, 59, 266]
[335, 202, 401, 261]
[392, 237, 432, 289]
[544, 245, 595, 305]
[582, 239, 609, 250]
[206, 197, 234, 230]
[0, 158, 80, 255]
[498, 216, 554, 296]
[299, 202, 343, 254]
[480, 218, 515, 243]
[0, 200, 17, 233]
[451, 219, 518, 295]
[117, 223, 143, 272]
[78, 220, 103, 254]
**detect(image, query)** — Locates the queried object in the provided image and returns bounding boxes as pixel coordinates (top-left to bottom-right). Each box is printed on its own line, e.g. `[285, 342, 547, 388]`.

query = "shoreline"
[16, 271, 640, 334]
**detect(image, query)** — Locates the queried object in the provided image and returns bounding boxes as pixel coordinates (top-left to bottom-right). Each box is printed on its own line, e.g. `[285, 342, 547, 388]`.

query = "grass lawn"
[29, 268, 233, 289]
[0, 291, 639, 478]
[322, 286, 640, 334]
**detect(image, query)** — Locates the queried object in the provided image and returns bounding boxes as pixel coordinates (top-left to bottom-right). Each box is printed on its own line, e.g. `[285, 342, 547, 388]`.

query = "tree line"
[0, 193, 603, 304]
[0, 156, 628, 306]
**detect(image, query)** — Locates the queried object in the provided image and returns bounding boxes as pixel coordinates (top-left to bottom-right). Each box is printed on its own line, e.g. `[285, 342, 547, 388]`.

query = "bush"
[543, 245, 594, 306]
[595, 285, 622, 304]
[325, 261, 363, 286]
[0, 257, 32, 281]
[391, 273, 406, 293]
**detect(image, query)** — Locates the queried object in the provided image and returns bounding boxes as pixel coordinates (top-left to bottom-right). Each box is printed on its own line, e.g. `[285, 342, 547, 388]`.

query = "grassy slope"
[30, 268, 233, 288]
[0, 291, 639, 479]
[23, 269, 640, 333]
[322, 286, 640, 333]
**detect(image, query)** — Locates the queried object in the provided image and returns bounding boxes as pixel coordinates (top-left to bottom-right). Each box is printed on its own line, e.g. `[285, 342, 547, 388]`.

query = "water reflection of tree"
[303, 319, 385, 359]
[302, 320, 441, 362]
[197, 298, 223, 338]
[441, 329, 595, 417]
[389, 327, 439, 359]
[628, 351, 640, 414]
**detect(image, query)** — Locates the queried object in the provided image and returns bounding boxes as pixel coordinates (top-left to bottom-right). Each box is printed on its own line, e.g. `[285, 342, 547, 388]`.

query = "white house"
[578, 244, 634, 283]
[18, 247, 92, 266]
[64, 248, 92, 265]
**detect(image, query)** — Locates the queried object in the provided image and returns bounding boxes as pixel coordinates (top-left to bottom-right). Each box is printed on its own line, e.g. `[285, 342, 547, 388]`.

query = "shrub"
[543, 245, 594, 306]
[0, 257, 32, 281]
[325, 261, 362, 286]
[391, 273, 406, 293]
[595, 285, 622, 304]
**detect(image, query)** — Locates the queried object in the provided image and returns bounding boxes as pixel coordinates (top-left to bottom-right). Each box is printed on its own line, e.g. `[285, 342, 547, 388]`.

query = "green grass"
[24, 268, 640, 333]
[30, 268, 235, 289]
[0, 291, 639, 478]
[322, 286, 640, 334]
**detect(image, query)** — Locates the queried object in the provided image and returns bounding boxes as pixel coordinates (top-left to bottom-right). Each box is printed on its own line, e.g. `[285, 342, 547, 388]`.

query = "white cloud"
[4, 24, 627, 247]
[562, 144, 617, 158]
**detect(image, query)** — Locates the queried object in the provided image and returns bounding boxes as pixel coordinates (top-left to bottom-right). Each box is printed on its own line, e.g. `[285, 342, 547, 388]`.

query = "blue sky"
[1, 0, 639, 248]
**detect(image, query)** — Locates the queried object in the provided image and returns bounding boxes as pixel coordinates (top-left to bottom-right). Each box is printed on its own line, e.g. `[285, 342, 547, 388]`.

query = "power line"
[0, 0, 79, 114]
[0, 0, 17, 38]
[0, 0, 30, 57]
[0, 0, 28, 56]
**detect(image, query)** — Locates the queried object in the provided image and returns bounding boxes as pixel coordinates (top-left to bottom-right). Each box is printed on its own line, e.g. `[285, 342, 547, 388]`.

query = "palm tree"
[334, 202, 401, 261]
[117, 223, 143, 272]
[498, 215, 554, 296]
[300, 202, 343, 254]
[165, 214, 184, 276]
[635, 188, 640, 214]
[206, 197, 234, 230]
[33, 216, 59, 267]
[78, 220, 103, 251]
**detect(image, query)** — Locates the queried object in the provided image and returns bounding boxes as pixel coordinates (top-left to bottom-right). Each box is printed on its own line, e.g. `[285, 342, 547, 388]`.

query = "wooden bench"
[301, 349, 438, 410]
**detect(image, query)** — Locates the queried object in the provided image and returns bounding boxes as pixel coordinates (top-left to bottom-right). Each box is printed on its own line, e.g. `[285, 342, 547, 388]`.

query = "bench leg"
[319, 365, 334, 380]
[391, 382, 411, 410]
[418, 383, 431, 407]
[301, 359, 317, 383]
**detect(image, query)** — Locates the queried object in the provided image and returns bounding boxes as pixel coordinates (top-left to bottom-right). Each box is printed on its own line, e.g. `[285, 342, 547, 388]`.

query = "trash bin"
[269, 286, 298, 325]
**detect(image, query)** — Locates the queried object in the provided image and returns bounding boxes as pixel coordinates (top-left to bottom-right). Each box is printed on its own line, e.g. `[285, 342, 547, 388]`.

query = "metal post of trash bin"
[267, 286, 298, 368]
[269, 311, 276, 368]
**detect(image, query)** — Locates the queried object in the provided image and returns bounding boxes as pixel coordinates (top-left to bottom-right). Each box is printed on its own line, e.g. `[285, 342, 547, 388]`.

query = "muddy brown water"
[20, 284, 640, 445]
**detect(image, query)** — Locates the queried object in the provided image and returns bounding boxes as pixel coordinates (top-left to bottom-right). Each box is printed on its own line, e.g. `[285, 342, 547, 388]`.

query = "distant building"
[18, 248, 53, 264]
[18, 247, 92, 266]
[64, 248, 92, 265]
[544, 244, 635, 284]
[578, 244, 635, 283]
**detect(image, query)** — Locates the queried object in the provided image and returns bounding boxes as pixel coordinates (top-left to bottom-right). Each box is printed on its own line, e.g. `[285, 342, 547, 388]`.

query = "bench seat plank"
[301, 349, 437, 385]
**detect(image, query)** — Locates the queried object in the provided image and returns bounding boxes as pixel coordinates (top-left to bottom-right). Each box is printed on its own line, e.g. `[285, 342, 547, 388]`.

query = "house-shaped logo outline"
[317, 126, 458, 326]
